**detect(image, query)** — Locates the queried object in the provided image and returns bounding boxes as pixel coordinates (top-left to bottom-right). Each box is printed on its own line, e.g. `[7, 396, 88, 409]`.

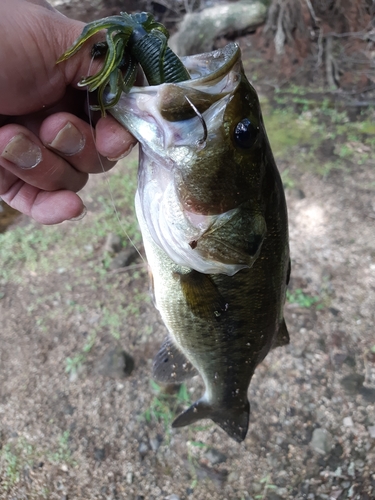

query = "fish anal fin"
[272, 319, 290, 349]
[172, 398, 250, 443]
[153, 337, 197, 384]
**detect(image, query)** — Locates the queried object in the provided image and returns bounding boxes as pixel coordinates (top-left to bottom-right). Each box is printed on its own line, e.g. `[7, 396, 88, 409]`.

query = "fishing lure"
[57, 12, 190, 114]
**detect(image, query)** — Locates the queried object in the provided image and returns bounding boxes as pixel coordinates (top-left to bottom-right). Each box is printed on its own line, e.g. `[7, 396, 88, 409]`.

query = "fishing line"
[85, 55, 146, 265]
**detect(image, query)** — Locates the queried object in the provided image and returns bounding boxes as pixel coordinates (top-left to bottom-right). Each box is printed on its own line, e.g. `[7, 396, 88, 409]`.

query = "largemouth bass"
[110, 43, 290, 442]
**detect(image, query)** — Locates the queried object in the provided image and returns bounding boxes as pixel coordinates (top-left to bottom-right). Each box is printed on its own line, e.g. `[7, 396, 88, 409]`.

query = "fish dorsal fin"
[172, 398, 250, 443]
[153, 337, 197, 383]
[272, 319, 290, 348]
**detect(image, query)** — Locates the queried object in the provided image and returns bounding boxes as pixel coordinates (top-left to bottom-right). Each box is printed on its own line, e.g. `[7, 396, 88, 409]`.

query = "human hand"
[0, 0, 137, 224]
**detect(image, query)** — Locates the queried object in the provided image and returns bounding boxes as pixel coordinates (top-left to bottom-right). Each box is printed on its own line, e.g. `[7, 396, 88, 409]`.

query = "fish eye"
[234, 118, 258, 149]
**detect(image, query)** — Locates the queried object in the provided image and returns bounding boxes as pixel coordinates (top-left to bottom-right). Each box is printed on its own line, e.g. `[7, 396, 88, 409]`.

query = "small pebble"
[228, 471, 239, 482]
[109, 248, 139, 270]
[94, 447, 106, 462]
[204, 447, 227, 465]
[333, 490, 345, 500]
[139, 442, 148, 456]
[95, 347, 134, 378]
[55, 480, 64, 491]
[252, 483, 262, 494]
[310, 428, 334, 455]
[104, 233, 122, 253]
[149, 437, 161, 452]
[348, 485, 355, 497]
[340, 373, 364, 394]
[347, 461, 355, 477]
[343, 416, 353, 427]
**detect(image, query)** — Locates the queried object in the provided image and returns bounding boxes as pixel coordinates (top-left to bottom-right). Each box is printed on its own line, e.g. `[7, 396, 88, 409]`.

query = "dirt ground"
[1, 1, 375, 499]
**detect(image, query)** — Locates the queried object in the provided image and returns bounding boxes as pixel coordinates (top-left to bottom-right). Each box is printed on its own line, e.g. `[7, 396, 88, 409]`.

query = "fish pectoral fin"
[197, 210, 266, 265]
[172, 398, 250, 443]
[153, 336, 198, 384]
[178, 270, 228, 319]
[272, 319, 290, 349]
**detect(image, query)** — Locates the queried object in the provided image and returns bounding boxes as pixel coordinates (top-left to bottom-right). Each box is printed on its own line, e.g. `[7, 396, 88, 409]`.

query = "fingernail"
[69, 205, 87, 221]
[107, 143, 135, 162]
[48, 122, 85, 156]
[1, 134, 42, 169]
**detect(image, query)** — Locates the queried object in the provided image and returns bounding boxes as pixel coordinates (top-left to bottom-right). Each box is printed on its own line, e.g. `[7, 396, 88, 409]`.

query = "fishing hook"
[185, 96, 208, 147]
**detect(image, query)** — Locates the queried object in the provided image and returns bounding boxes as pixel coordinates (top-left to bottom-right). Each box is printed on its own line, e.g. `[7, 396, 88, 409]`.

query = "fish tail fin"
[172, 398, 250, 442]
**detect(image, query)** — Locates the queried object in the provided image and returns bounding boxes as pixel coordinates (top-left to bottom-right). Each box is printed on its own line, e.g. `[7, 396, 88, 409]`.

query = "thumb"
[0, 0, 104, 114]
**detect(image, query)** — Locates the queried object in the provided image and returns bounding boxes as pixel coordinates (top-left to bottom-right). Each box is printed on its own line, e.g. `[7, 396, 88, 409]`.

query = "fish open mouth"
[110, 43, 265, 275]
[110, 42, 243, 152]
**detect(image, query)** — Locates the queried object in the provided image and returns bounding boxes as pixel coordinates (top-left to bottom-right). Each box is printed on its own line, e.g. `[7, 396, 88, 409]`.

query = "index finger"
[39, 112, 137, 173]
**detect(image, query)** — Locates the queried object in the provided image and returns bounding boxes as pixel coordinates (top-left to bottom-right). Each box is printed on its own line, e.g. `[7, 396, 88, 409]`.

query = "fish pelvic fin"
[153, 336, 198, 384]
[172, 398, 250, 443]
